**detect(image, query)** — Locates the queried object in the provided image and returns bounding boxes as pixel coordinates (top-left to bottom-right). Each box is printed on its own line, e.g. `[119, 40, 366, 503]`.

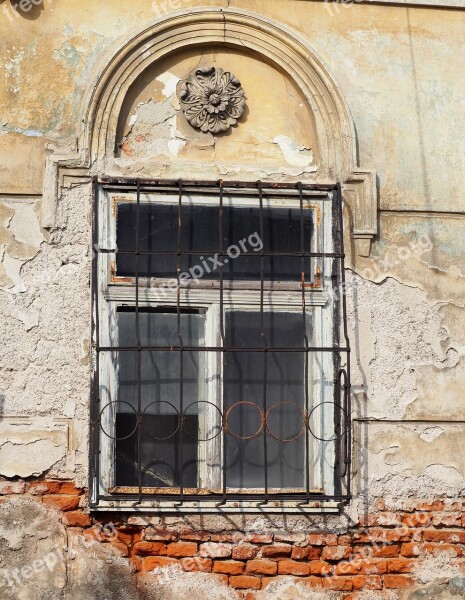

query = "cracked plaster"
[0, 3, 464, 596]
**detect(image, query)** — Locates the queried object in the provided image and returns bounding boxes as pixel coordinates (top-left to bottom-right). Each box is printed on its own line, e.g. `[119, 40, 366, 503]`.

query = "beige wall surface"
[0, 2, 464, 597]
[0, 1, 464, 210]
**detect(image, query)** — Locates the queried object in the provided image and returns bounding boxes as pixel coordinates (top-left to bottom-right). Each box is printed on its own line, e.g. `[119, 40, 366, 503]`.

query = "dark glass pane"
[115, 310, 204, 488]
[224, 311, 308, 489]
[116, 202, 312, 281]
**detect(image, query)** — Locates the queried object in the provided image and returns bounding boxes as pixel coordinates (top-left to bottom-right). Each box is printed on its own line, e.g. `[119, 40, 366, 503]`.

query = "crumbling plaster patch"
[356, 421, 465, 501]
[0, 185, 91, 485]
[0, 498, 67, 599]
[0, 419, 71, 478]
[400, 578, 465, 600]
[346, 272, 457, 419]
[256, 578, 339, 599]
[413, 552, 461, 585]
[0, 201, 44, 291]
[348, 216, 465, 420]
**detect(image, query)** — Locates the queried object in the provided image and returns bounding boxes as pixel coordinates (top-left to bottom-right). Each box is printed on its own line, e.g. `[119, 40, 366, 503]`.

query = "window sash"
[98, 296, 334, 495]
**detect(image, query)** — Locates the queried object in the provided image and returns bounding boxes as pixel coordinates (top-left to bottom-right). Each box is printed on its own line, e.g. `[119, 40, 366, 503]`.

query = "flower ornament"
[180, 67, 246, 134]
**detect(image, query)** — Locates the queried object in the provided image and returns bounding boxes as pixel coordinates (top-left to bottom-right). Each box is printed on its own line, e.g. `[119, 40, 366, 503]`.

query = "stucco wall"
[0, 1, 464, 598]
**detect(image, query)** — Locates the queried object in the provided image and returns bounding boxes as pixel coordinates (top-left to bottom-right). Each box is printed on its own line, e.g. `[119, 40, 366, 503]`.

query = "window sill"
[90, 499, 343, 514]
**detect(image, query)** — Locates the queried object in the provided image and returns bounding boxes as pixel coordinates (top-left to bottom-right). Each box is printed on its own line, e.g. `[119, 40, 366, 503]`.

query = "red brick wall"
[2, 480, 465, 598]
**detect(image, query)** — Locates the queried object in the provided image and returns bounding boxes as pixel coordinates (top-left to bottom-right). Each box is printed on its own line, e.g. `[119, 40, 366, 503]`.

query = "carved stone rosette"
[180, 67, 246, 134]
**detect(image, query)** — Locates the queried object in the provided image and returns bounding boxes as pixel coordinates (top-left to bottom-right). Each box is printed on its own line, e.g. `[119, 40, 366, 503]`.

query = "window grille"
[90, 177, 351, 508]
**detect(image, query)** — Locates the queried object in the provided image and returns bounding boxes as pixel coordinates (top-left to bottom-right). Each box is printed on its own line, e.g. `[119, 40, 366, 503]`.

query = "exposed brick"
[353, 544, 400, 559]
[278, 559, 310, 576]
[212, 574, 229, 586]
[337, 535, 352, 546]
[401, 543, 421, 557]
[213, 560, 245, 575]
[423, 530, 465, 544]
[308, 533, 338, 546]
[210, 532, 242, 543]
[378, 513, 403, 527]
[322, 576, 353, 591]
[416, 500, 444, 511]
[199, 542, 232, 558]
[233, 544, 258, 560]
[131, 556, 143, 572]
[423, 542, 462, 557]
[308, 560, 333, 576]
[145, 528, 177, 542]
[360, 560, 388, 575]
[180, 531, 210, 542]
[387, 558, 414, 573]
[60, 482, 84, 495]
[167, 542, 197, 557]
[384, 574, 414, 588]
[109, 539, 129, 557]
[291, 546, 321, 560]
[322, 546, 352, 561]
[127, 516, 151, 526]
[83, 527, 110, 543]
[134, 541, 167, 556]
[28, 481, 60, 495]
[402, 513, 432, 528]
[334, 560, 363, 575]
[230, 575, 261, 590]
[243, 533, 273, 544]
[261, 544, 291, 558]
[143, 556, 177, 571]
[353, 529, 411, 543]
[352, 575, 383, 590]
[358, 513, 379, 527]
[0, 481, 28, 495]
[179, 557, 212, 572]
[444, 501, 464, 512]
[117, 529, 142, 546]
[63, 511, 91, 527]
[431, 513, 462, 527]
[274, 532, 307, 544]
[246, 559, 277, 575]
[42, 494, 80, 512]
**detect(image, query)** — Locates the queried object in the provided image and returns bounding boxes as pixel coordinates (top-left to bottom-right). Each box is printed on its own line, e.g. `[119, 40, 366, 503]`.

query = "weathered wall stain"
[0, 1, 464, 597]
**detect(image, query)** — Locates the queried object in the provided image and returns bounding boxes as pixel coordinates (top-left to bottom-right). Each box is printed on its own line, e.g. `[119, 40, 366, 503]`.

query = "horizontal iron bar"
[99, 177, 338, 192]
[97, 345, 350, 352]
[100, 249, 344, 258]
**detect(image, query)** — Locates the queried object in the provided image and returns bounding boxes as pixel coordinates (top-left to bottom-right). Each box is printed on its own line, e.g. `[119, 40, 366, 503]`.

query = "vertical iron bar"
[176, 181, 185, 506]
[336, 183, 352, 499]
[258, 181, 268, 504]
[299, 182, 311, 503]
[135, 178, 142, 503]
[218, 180, 227, 504]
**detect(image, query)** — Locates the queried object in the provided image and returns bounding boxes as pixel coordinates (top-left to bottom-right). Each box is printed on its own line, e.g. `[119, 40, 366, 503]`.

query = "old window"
[90, 178, 351, 510]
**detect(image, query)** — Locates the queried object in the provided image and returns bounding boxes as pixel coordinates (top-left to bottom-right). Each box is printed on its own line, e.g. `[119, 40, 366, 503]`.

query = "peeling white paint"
[272, 135, 313, 168]
[6, 203, 44, 247]
[419, 426, 444, 442]
[1, 252, 27, 293]
[156, 71, 181, 100]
